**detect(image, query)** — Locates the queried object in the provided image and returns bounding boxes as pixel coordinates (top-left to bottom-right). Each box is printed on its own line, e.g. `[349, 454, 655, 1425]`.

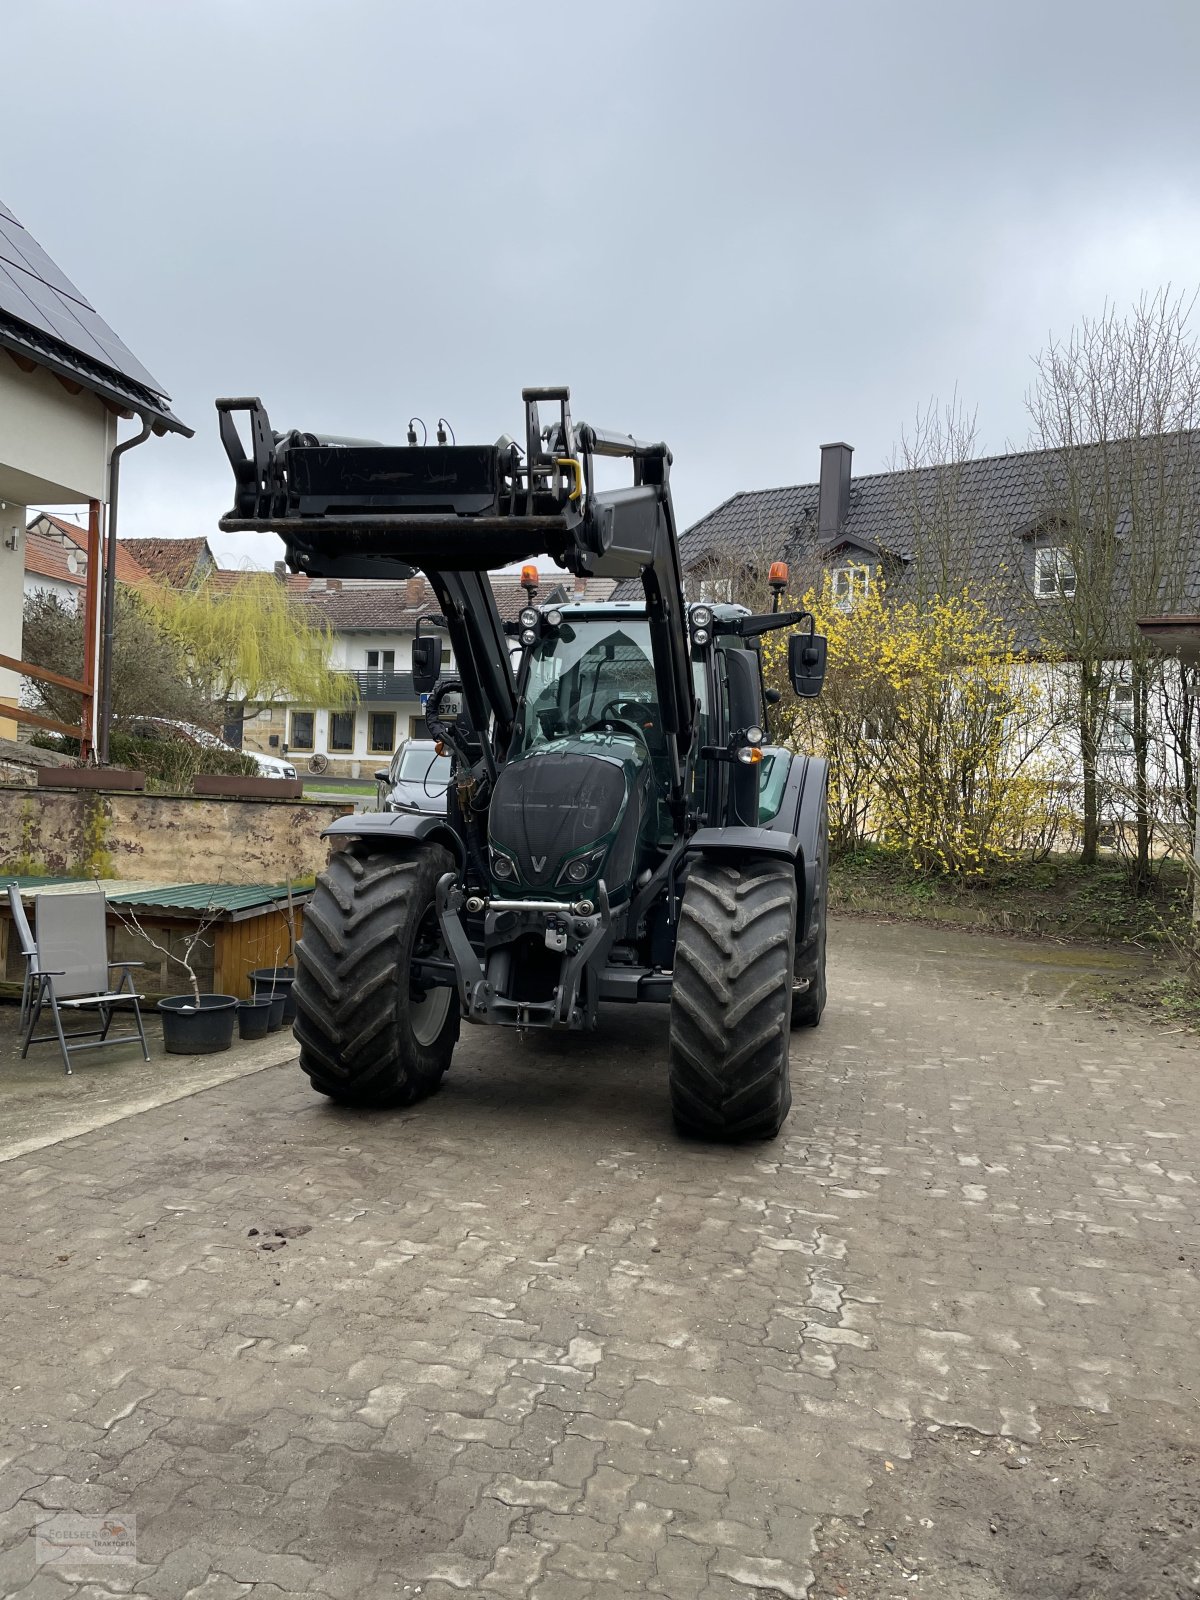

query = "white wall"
[0, 360, 112, 504]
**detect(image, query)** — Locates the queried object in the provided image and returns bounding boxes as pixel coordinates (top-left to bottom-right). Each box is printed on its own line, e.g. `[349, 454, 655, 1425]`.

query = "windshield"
[398, 747, 451, 785]
[516, 619, 662, 752]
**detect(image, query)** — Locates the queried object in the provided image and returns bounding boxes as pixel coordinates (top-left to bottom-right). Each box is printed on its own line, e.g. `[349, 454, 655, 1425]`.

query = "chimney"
[573, 574, 588, 597]
[818, 442, 853, 542]
[273, 559, 287, 580]
[405, 576, 425, 607]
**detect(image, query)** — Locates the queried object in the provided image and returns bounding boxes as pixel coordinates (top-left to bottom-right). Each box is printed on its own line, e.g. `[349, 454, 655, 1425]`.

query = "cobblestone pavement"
[1, 919, 1197, 1599]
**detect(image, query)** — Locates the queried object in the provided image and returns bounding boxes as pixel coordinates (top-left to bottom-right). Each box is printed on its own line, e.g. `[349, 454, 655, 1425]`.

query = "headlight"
[521, 628, 536, 646]
[519, 607, 539, 629]
[491, 851, 516, 881]
[745, 725, 764, 745]
[545, 608, 563, 627]
[691, 604, 713, 629]
[692, 627, 710, 647]
[735, 746, 765, 765]
[557, 847, 606, 886]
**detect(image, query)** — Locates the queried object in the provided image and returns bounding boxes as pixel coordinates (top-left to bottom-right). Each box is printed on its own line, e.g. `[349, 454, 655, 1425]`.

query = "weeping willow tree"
[143, 572, 356, 720]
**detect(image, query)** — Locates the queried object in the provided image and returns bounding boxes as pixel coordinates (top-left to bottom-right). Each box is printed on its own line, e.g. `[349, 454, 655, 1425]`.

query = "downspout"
[97, 415, 154, 764]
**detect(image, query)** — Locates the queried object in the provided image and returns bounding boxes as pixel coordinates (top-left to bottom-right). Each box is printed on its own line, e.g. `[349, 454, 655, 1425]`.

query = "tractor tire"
[792, 788, 828, 1029]
[293, 845, 459, 1107]
[668, 857, 797, 1141]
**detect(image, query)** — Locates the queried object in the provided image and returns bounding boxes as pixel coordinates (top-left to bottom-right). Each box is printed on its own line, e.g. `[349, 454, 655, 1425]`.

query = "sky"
[6, 0, 1200, 569]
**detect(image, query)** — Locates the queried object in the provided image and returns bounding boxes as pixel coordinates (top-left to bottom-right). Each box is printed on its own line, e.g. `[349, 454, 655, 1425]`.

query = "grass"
[301, 778, 377, 796]
[830, 845, 1192, 947]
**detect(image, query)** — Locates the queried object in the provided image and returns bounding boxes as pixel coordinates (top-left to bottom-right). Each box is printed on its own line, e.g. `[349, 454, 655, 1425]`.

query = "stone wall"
[0, 784, 350, 885]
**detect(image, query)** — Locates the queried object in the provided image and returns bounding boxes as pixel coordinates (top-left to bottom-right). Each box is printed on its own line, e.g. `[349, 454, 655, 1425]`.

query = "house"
[240, 569, 616, 776]
[0, 197, 188, 746]
[659, 436, 1200, 648]
[119, 536, 216, 588]
[645, 433, 1200, 836]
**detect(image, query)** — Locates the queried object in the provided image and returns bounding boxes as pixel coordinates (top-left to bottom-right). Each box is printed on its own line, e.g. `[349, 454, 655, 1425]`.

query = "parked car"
[125, 718, 298, 779]
[376, 739, 452, 814]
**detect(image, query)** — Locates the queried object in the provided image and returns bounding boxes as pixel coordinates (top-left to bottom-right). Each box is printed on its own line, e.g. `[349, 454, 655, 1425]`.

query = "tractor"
[217, 386, 828, 1139]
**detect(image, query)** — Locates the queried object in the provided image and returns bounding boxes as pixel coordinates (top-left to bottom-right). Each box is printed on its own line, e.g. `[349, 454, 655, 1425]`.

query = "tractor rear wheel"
[668, 857, 797, 1141]
[293, 845, 459, 1107]
[792, 788, 828, 1029]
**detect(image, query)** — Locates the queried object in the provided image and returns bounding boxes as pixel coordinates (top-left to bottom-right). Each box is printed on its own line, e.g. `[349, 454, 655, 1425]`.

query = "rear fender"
[688, 753, 828, 940]
[763, 753, 828, 941]
[322, 810, 466, 871]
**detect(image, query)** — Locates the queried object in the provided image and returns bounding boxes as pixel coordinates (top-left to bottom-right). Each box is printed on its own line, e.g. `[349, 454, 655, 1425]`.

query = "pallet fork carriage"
[217, 386, 829, 1138]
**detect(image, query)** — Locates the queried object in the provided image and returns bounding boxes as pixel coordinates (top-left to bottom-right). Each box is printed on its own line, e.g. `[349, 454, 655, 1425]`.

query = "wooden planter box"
[37, 767, 146, 792]
[193, 774, 303, 800]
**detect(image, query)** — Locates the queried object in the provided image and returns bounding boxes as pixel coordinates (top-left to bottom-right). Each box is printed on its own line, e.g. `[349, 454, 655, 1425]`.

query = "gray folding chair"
[20, 892, 149, 1074]
[7, 883, 39, 1031]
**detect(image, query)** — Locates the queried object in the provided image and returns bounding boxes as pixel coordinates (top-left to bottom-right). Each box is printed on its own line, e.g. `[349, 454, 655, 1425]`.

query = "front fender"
[322, 810, 466, 870]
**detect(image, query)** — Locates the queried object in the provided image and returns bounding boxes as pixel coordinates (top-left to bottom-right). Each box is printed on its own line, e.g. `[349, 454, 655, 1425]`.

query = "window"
[1106, 683, 1134, 751]
[832, 565, 871, 609]
[369, 712, 396, 753]
[699, 578, 733, 605]
[329, 711, 355, 752]
[366, 649, 395, 671]
[289, 711, 314, 750]
[441, 641, 452, 666]
[1034, 546, 1076, 599]
[409, 716, 431, 740]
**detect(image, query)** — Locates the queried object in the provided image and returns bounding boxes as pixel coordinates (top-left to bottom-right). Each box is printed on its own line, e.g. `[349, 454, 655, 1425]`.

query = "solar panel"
[0, 204, 166, 397]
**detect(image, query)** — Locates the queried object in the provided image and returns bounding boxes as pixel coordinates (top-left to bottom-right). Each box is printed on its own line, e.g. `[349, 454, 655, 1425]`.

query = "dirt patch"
[810, 1406, 1200, 1600]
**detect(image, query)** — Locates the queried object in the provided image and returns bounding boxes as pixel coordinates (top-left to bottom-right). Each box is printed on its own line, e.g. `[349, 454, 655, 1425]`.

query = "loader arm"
[215, 388, 697, 811]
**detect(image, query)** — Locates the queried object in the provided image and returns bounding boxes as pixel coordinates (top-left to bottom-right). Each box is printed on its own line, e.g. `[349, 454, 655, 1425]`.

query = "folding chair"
[7, 883, 39, 1032]
[20, 892, 150, 1074]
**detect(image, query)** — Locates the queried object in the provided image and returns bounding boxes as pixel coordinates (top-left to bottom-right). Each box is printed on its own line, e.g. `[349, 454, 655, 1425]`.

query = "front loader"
[217, 386, 829, 1139]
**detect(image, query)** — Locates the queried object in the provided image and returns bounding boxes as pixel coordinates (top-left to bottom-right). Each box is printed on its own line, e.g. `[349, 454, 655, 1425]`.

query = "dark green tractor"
[217, 386, 828, 1139]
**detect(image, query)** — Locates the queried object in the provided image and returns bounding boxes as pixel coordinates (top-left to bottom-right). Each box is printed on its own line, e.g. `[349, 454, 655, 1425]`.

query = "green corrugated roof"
[5, 878, 311, 919]
[111, 883, 302, 913]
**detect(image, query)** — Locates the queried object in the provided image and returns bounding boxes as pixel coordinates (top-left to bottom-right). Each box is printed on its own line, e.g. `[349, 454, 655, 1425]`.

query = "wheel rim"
[410, 984, 452, 1047]
[410, 906, 453, 1048]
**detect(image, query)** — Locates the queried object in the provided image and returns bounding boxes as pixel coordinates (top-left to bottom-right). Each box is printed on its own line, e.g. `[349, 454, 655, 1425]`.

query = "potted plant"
[249, 881, 299, 1024]
[117, 901, 239, 1054]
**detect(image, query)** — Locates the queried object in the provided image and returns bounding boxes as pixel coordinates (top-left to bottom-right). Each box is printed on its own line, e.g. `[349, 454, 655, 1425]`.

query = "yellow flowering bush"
[763, 571, 1065, 875]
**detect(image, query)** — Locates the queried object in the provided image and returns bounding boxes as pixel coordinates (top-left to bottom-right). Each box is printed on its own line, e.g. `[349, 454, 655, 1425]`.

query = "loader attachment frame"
[216, 388, 697, 814]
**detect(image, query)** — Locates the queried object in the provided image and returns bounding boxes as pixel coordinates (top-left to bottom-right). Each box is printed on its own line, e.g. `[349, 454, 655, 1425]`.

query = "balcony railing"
[350, 670, 417, 702]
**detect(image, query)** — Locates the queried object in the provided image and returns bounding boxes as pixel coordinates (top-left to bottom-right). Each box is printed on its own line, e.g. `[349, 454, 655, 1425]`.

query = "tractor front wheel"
[293, 845, 459, 1107]
[668, 857, 797, 1141]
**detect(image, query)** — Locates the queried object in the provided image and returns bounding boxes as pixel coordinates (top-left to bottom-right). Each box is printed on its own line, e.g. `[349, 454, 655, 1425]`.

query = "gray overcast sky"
[7, 0, 1200, 567]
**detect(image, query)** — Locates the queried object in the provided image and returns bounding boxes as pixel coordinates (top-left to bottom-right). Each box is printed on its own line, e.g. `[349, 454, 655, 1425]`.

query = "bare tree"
[889, 393, 992, 603]
[1026, 289, 1200, 883]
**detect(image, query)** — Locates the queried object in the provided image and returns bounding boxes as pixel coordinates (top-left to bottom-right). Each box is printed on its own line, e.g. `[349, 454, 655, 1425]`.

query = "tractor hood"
[488, 734, 650, 899]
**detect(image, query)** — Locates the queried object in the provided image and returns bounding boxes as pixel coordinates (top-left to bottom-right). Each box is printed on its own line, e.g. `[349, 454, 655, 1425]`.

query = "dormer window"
[1034, 547, 1076, 599]
[832, 564, 871, 610]
[699, 577, 733, 605]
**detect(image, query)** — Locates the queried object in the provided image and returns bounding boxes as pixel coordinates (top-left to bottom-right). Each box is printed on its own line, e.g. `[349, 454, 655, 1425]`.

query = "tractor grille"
[489, 752, 626, 889]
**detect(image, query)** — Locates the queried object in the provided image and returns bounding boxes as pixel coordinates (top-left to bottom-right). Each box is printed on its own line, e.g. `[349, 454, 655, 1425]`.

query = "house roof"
[0, 198, 190, 437]
[24, 529, 84, 587]
[293, 573, 617, 632]
[26, 511, 153, 586]
[614, 433, 1200, 650]
[119, 537, 216, 588]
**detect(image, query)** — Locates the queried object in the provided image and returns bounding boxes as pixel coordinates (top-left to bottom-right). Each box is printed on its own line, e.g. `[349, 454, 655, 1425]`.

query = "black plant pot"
[250, 968, 296, 1023]
[158, 995, 239, 1055]
[237, 999, 272, 1041]
[266, 993, 286, 1032]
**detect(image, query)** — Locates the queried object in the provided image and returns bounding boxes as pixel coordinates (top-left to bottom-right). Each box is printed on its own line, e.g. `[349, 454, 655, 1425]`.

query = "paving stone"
[0, 921, 1197, 1597]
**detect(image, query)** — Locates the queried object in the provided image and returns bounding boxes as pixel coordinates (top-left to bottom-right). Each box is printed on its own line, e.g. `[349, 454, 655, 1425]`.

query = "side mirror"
[763, 687, 782, 706]
[411, 636, 439, 693]
[374, 769, 389, 783]
[788, 632, 827, 698]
